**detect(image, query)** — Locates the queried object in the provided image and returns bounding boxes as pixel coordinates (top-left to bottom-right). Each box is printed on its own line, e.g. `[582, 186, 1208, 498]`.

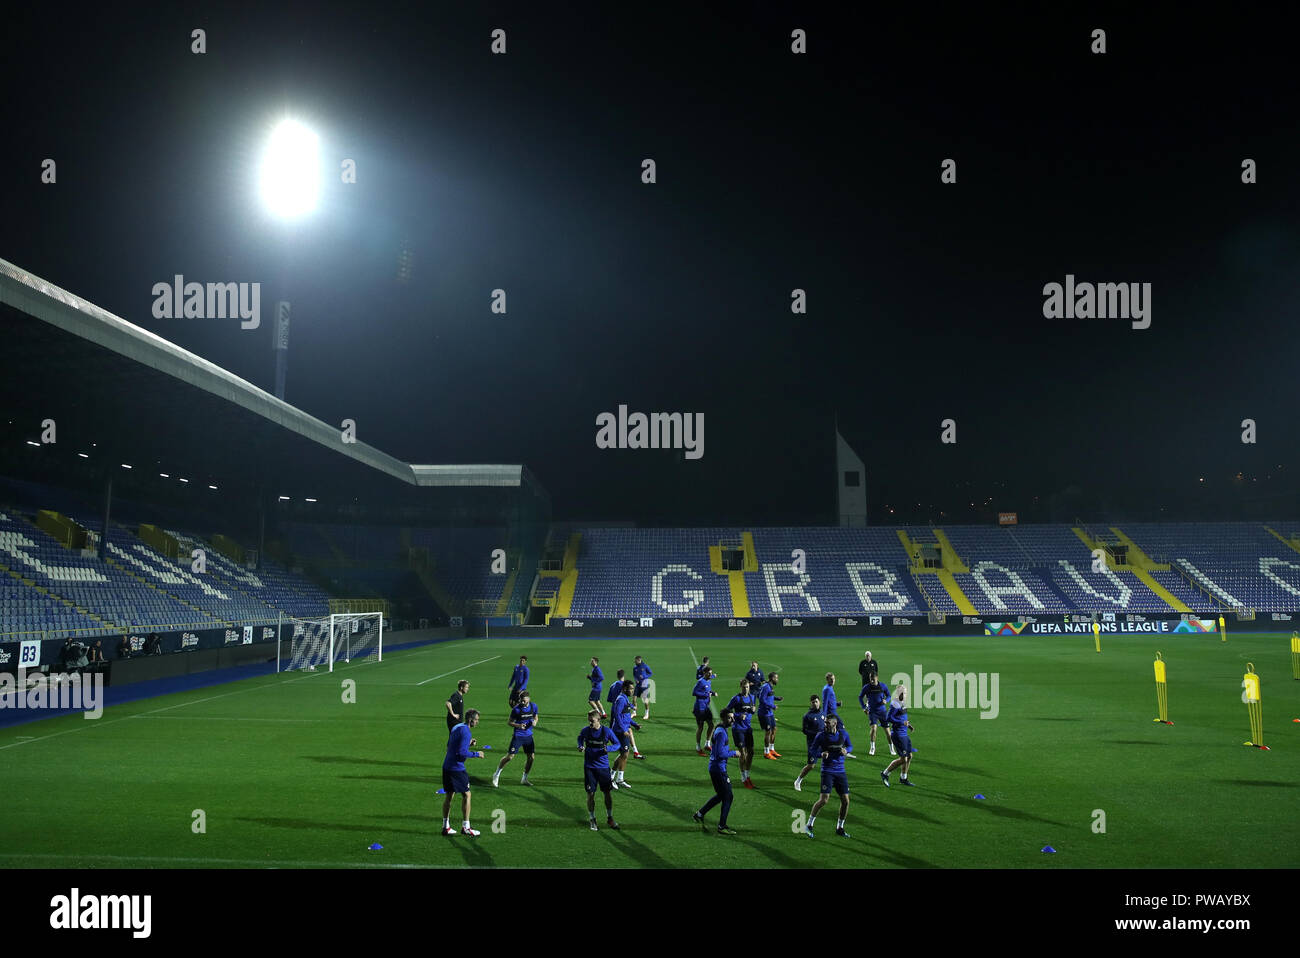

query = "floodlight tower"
[258, 118, 321, 401]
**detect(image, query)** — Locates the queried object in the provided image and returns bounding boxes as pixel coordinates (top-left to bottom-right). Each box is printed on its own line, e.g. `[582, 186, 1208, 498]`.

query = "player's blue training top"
[727, 693, 756, 730]
[697, 663, 710, 680]
[887, 702, 910, 730]
[610, 693, 634, 733]
[633, 662, 652, 684]
[692, 677, 713, 710]
[443, 723, 476, 771]
[758, 682, 781, 714]
[745, 668, 765, 690]
[509, 663, 529, 691]
[588, 665, 603, 696]
[821, 684, 839, 717]
[709, 724, 740, 772]
[509, 702, 539, 738]
[577, 724, 618, 769]
[607, 680, 624, 704]
[859, 681, 890, 711]
[811, 727, 853, 773]
[802, 708, 826, 745]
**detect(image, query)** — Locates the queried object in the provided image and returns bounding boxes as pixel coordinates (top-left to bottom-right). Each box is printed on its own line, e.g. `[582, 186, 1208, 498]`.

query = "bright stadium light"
[259, 119, 321, 220]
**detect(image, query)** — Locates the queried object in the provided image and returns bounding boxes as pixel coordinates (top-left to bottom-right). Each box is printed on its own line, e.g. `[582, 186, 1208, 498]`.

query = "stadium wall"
[0, 625, 464, 673]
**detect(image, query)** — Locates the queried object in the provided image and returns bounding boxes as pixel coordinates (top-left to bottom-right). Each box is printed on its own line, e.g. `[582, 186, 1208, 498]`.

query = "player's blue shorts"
[868, 706, 888, 726]
[757, 712, 775, 731]
[441, 768, 470, 794]
[508, 734, 535, 756]
[635, 683, 649, 698]
[590, 686, 602, 701]
[613, 731, 631, 752]
[819, 770, 850, 796]
[891, 729, 914, 755]
[693, 705, 712, 720]
[806, 741, 821, 763]
[732, 727, 754, 750]
[584, 766, 613, 793]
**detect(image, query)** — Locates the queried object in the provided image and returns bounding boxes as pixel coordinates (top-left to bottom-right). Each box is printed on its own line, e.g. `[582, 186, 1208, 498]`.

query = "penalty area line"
[416, 655, 502, 686]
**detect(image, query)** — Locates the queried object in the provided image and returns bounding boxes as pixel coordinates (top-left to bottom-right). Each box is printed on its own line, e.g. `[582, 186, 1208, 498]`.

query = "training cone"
[484, 745, 492, 750]
[1041, 846, 1057, 854]
[974, 794, 986, 800]
[368, 843, 383, 851]
[435, 788, 446, 794]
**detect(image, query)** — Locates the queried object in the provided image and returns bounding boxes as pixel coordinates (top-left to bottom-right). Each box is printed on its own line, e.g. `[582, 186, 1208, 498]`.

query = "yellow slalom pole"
[1153, 652, 1172, 724]
[1219, 615, 1227, 643]
[1093, 621, 1101, 653]
[1242, 663, 1267, 750]
[1290, 632, 1300, 680]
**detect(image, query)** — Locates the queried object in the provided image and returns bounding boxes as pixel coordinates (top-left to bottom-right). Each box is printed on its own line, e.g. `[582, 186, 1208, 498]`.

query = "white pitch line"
[0, 852, 444, 869]
[0, 667, 325, 752]
[688, 646, 698, 668]
[416, 655, 501, 686]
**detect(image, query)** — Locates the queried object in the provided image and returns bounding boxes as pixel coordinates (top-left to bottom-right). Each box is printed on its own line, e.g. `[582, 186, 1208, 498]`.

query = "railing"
[1170, 561, 1232, 611]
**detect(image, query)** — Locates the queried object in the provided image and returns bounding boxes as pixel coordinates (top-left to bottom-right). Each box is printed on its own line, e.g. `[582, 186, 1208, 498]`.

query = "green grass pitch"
[2, 633, 1297, 869]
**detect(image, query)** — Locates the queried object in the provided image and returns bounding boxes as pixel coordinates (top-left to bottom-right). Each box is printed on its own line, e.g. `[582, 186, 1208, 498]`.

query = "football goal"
[279, 612, 384, 672]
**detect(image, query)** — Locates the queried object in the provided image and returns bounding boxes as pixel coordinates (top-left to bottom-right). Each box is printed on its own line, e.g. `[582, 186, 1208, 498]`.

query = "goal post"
[279, 612, 384, 672]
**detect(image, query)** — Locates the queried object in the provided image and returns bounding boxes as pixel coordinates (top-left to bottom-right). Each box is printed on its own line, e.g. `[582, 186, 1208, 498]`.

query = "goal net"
[280, 612, 384, 672]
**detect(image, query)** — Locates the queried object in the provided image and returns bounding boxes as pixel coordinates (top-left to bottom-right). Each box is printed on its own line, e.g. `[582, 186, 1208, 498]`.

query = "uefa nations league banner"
[983, 617, 1219, 636]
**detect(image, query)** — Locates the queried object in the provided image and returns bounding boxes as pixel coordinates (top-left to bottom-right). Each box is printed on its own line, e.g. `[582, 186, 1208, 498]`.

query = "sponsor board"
[984, 618, 1218, 636]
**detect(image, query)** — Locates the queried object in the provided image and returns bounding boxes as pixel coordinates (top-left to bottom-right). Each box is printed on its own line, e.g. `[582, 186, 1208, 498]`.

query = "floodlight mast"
[258, 118, 320, 401]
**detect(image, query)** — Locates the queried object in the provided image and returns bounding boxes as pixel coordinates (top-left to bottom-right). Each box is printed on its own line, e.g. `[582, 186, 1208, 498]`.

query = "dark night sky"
[3, 4, 1299, 525]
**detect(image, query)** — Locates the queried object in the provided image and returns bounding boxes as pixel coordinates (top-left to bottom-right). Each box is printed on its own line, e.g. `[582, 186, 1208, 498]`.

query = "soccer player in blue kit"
[632, 655, 653, 719]
[577, 709, 621, 830]
[793, 694, 825, 792]
[507, 655, 529, 709]
[692, 666, 718, 754]
[441, 709, 485, 837]
[821, 672, 840, 721]
[758, 671, 783, 760]
[859, 673, 895, 757]
[806, 713, 854, 838]
[492, 689, 539, 788]
[587, 657, 605, 717]
[727, 678, 759, 788]
[609, 679, 639, 788]
[692, 708, 740, 835]
[881, 683, 917, 787]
